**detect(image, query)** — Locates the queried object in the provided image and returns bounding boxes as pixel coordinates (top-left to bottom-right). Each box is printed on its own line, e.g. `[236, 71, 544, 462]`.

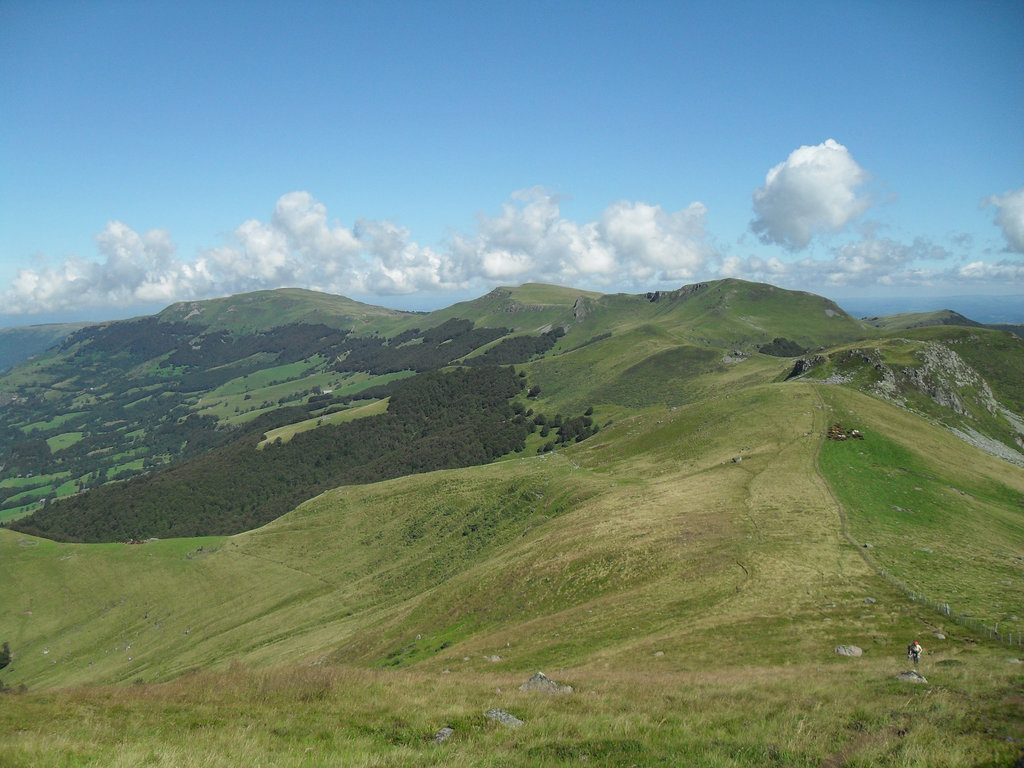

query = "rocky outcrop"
[818, 341, 1024, 465]
[572, 297, 589, 321]
[786, 355, 826, 380]
[898, 343, 994, 416]
[645, 283, 708, 303]
[874, 342, 1024, 465]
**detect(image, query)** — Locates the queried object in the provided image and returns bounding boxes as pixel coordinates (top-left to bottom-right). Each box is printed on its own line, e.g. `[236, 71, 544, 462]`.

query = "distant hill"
[861, 309, 982, 330]
[0, 322, 92, 372]
[840, 293, 1024, 324]
[862, 309, 1024, 339]
[157, 287, 421, 334]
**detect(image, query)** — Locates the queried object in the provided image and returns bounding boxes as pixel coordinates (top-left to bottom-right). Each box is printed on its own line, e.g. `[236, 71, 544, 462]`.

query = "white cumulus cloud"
[957, 259, 1024, 282]
[449, 187, 712, 287]
[983, 187, 1024, 253]
[6, 189, 717, 315]
[5, 222, 187, 314]
[179, 193, 463, 299]
[601, 200, 710, 281]
[13, 182, 1017, 318]
[751, 139, 873, 250]
[718, 236, 954, 291]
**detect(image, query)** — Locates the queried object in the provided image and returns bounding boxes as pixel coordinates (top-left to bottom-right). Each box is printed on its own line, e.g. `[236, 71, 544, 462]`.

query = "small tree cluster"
[535, 409, 598, 452]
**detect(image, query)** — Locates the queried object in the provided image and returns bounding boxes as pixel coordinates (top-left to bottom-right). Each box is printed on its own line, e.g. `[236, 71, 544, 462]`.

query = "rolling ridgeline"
[1, 279, 1023, 767]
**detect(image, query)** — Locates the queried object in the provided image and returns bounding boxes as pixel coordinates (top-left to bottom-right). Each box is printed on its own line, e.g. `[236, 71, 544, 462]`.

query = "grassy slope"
[648, 279, 871, 349]
[2, 377, 1022, 765]
[421, 283, 602, 333]
[818, 385, 1024, 633]
[166, 279, 871, 452]
[1, 282, 1022, 766]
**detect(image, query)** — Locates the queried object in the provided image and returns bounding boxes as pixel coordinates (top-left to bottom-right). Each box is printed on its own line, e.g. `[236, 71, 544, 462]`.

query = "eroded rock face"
[786, 355, 827, 380]
[813, 341, 1024, 465]
[573, 297, 589, 321]
[862, 341, 1000, 418]
[900, 343, 993, 416]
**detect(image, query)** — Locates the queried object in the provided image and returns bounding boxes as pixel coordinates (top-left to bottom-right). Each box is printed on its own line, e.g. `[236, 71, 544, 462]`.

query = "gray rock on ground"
[895, 670, 928, 683]
[432, 726, 454, 744]
[484, 708, 524, 728]
[518, 671, 573, 694]
[834, 645, 863, 657]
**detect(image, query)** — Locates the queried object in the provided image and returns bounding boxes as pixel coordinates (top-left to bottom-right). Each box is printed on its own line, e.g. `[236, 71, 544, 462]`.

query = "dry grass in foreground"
[1, 654, 1021, 768]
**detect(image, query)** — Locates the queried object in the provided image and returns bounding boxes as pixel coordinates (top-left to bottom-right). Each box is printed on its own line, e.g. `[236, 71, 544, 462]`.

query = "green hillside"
[422, 283, 603, 331]
[0, 281, 1022, 766]
[1, 379, 1022, 765]
[0, 279, 872, 530]
[157, 287, 420, 334]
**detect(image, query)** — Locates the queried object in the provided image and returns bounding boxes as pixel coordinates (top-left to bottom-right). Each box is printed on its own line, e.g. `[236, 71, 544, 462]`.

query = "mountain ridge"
[2, 279, 1021, 534]
[1, 279, 1022, 765]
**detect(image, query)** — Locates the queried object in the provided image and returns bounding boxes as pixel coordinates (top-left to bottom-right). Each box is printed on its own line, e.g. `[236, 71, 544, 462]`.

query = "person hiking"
[907, 640, 923, 666]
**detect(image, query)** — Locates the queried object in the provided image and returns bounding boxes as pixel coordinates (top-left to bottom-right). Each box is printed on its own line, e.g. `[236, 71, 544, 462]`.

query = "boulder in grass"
[518, 671, 573, 695]
[834, 645, 863, 657]
[484, 708, 524, 728]
[895, 670, 927, 683]
[432, 726, 454, 744]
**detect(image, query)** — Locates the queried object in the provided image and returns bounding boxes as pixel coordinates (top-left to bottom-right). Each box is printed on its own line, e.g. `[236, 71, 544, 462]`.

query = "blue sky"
[2, 0, 1022, 324]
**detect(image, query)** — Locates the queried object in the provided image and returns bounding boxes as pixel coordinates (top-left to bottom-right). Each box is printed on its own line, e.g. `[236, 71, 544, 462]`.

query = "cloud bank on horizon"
[4, 139, 1022, 316]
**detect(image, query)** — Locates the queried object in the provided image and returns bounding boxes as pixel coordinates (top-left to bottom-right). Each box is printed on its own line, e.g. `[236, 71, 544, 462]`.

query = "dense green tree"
[11, 367, 532, 542]
[759, 337, 805, 357]
[466, 326, 564, 365]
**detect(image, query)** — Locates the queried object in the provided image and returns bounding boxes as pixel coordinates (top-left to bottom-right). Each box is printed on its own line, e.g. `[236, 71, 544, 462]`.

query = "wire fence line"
[812, 388, 1021, 649]
[847, 531, 1023, 648]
